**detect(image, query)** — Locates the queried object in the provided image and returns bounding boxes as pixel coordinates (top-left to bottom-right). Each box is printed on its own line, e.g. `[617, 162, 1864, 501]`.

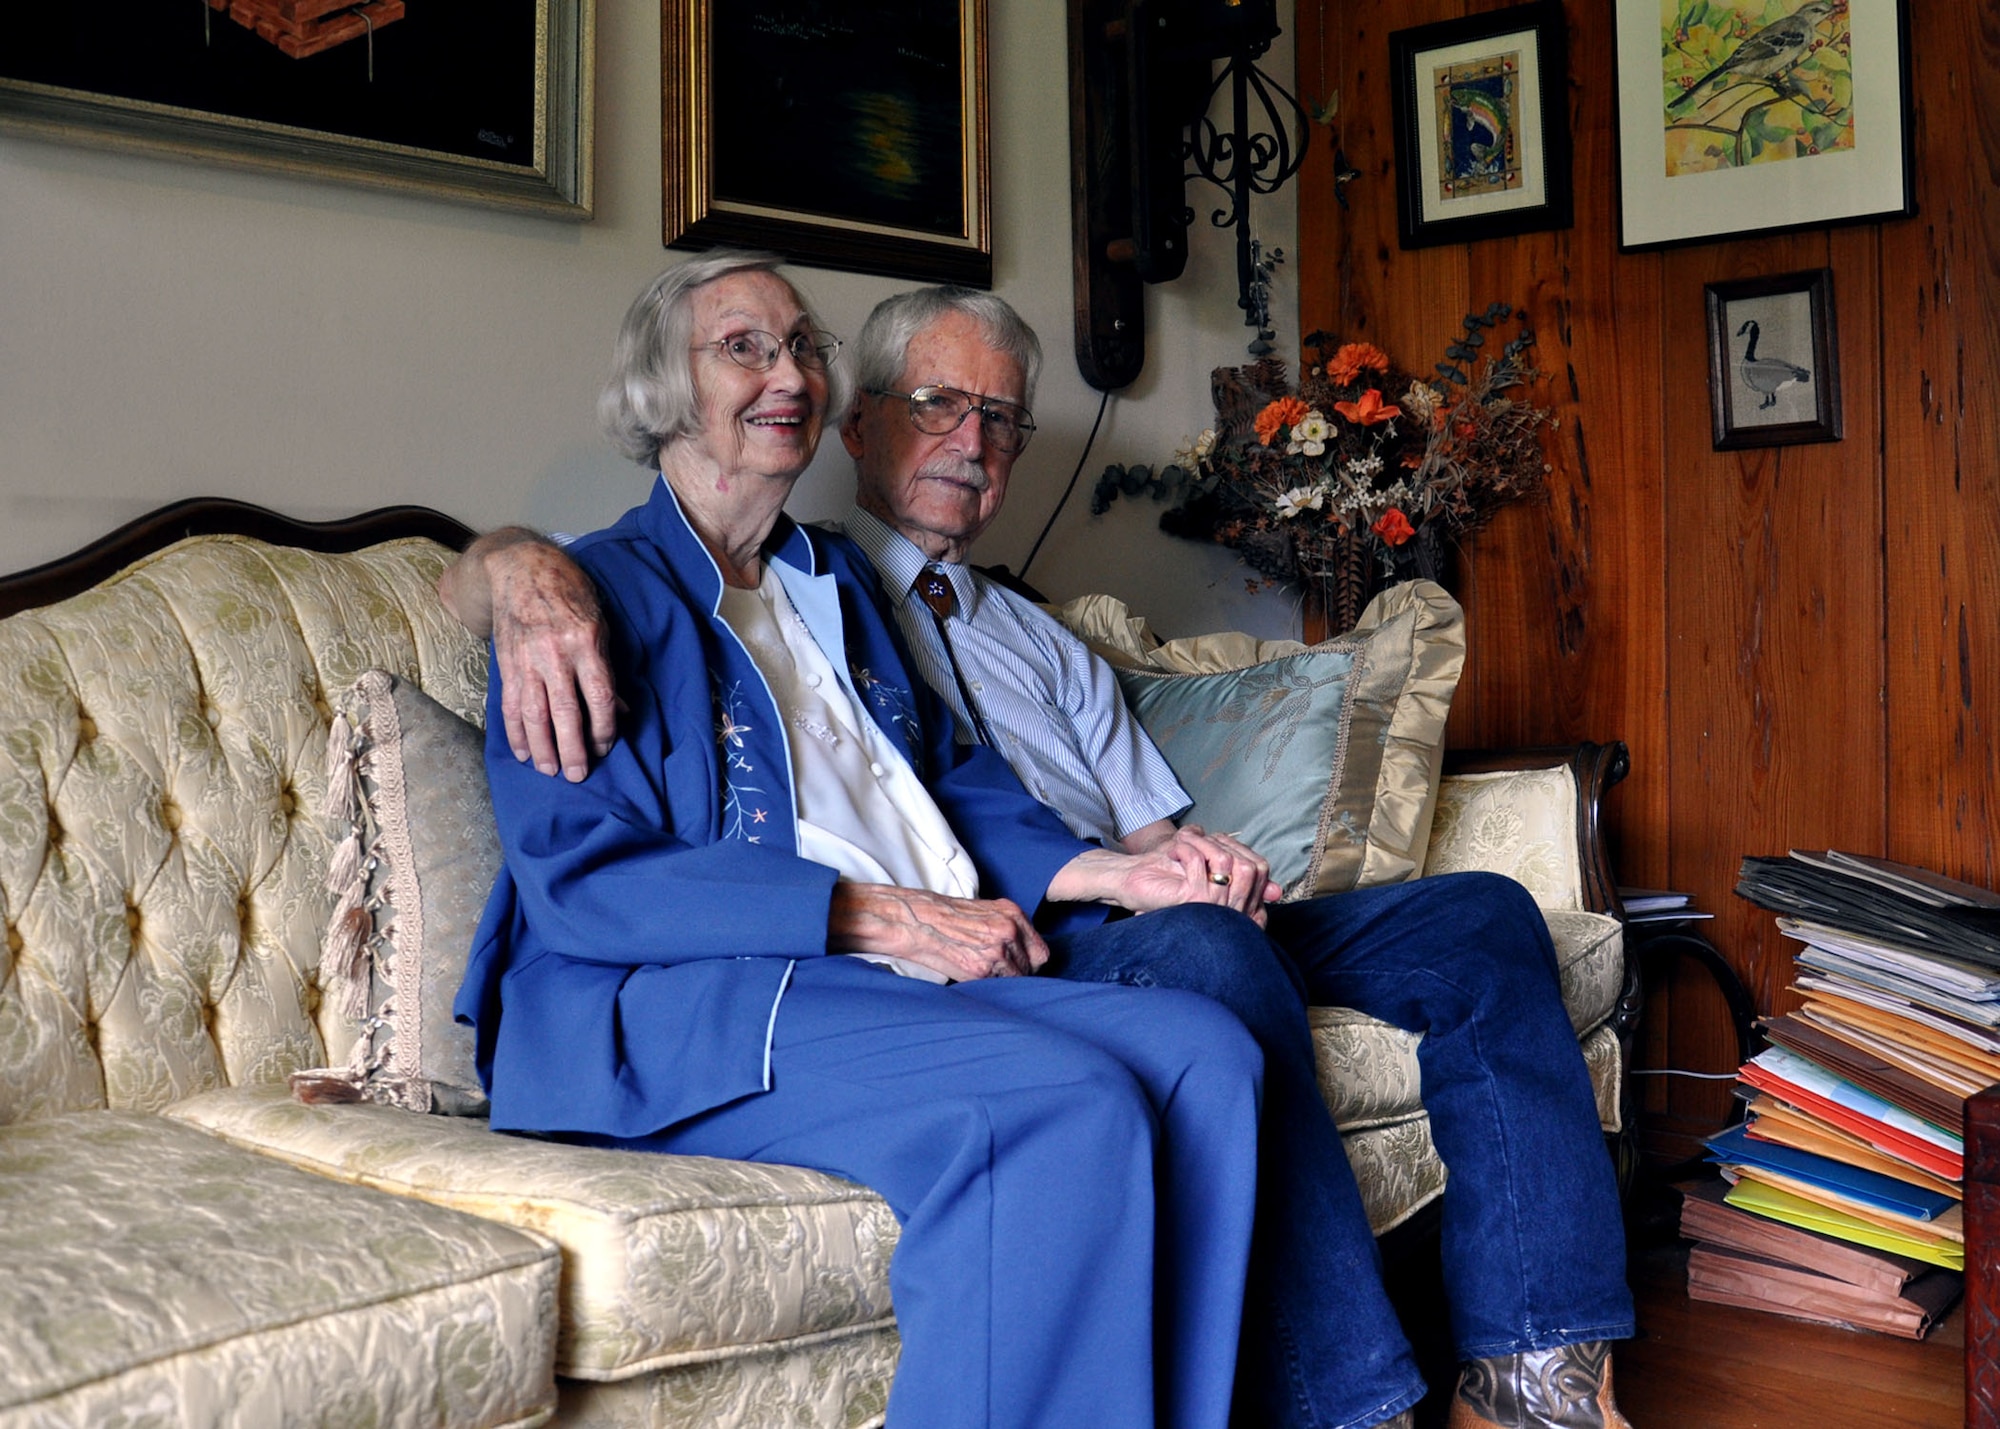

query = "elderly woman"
[454, 252, 1279, 1429]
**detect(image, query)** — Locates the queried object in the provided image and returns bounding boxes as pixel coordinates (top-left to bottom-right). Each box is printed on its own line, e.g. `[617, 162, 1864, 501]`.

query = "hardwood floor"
[1597, 1171, 1968, 1429]
[1380, 1178, 1965, 1427]
[1614, 1239, 1964, 1428]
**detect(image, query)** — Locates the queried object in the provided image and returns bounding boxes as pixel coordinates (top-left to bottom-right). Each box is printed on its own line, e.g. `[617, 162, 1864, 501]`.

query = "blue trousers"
[1049, 872, 1635, 1429]
[589, 906, 1266, 1429]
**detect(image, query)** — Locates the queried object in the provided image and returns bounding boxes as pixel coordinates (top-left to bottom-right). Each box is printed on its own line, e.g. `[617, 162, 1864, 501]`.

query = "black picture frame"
[1704, 268, 1842, 450]
[0, 0, 593, 218]
[1613, 0, 1914, 252]
[663, 0, 991, 287]
[1387, 1, 1572, 251]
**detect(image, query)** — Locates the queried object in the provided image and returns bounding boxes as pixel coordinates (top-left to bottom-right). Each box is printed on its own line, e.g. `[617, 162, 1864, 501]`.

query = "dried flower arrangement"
[1094, 304, 1557, 632]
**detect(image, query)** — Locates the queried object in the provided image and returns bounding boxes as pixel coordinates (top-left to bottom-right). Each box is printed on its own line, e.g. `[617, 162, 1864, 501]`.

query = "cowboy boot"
[1445, 1341, 1633, 1429]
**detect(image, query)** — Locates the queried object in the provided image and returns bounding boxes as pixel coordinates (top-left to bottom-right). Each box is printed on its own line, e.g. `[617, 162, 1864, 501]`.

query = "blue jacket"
[456, 477, 1097, 1137]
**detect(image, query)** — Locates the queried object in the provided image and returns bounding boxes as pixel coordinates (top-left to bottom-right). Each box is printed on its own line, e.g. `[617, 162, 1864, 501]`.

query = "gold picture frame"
[0, 1, 593, 219]
[663, 0, 991, 287]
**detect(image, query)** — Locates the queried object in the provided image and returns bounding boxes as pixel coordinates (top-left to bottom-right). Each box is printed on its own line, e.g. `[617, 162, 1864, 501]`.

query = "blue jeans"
[1048, 872, 1634, 1429]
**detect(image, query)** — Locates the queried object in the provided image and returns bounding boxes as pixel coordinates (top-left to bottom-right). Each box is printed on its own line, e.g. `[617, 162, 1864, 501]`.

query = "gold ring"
[1209, 872, 1231, 885]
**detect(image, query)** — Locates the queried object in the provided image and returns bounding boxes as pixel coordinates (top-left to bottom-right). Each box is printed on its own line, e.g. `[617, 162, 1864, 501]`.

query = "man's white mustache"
[915, 458, 990, 492]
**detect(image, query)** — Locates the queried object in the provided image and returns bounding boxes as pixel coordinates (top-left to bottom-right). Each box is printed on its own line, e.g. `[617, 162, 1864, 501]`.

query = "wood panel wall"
[1294, 0, 2000, 1152]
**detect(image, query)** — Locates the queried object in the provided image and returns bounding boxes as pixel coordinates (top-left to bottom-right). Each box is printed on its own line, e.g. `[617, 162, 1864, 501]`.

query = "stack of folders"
[1681, 850, 2000, 1337]
[1617, 887, 1714, 927]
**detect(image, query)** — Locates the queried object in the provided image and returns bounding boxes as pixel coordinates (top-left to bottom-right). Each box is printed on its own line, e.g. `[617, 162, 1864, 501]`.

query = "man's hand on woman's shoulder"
[439, 529, 621, 782]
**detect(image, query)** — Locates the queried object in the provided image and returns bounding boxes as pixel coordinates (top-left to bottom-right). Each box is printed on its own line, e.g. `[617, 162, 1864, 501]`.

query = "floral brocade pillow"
[293, 670, 498, 1115]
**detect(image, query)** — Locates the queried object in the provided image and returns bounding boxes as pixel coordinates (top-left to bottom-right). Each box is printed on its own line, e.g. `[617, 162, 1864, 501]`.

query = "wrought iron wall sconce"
[1067, 0, 1310, 390]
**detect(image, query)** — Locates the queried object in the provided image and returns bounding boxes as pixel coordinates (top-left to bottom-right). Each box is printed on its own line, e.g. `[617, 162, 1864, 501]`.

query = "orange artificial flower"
[1333, 389, 1403, 427]
[1373, 509, 1417, 547]
[1328, 342, 1390, 385]
[1254, 396, 1311, 446]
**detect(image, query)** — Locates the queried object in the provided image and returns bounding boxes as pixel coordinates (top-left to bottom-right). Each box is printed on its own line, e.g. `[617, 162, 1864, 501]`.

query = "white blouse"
[718, 567, 977, 981]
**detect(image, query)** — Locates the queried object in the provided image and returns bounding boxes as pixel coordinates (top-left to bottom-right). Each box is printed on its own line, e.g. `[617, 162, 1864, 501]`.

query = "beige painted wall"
[0, 2, 1299, 638]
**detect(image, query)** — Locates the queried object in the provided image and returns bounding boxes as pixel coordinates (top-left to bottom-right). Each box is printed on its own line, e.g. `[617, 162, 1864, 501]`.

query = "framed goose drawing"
[1704, 268, 1843, 449]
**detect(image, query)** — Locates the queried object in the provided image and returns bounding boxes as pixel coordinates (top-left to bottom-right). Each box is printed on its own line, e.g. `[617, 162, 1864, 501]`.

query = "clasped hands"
[829, 829, 1278, 984]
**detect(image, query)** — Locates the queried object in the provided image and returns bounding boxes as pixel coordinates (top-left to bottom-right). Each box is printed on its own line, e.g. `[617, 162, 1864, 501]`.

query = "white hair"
[851, 286, 1042, 411]
[597, 250, 849, 467]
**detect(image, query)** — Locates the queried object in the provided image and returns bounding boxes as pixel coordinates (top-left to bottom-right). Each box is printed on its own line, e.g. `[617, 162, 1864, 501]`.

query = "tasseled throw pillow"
[292, 669, 498, 1115]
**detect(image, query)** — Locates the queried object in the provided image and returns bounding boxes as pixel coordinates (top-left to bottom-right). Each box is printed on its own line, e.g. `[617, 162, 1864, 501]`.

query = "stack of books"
[1679, 850, 2000, 1338]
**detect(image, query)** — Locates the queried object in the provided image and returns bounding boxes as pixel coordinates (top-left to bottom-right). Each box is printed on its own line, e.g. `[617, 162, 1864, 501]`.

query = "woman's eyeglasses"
[700, 329, 843, 372]
[868, 386, 1037, 454]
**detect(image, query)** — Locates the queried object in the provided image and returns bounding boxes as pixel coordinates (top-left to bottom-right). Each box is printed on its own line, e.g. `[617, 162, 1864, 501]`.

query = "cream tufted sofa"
[0, 501, 1637, 1429]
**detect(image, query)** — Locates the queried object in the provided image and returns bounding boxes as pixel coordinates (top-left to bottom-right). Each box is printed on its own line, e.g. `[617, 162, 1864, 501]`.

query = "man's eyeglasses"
[868, 386, 1037, 454]
[699, 329, 843, 372]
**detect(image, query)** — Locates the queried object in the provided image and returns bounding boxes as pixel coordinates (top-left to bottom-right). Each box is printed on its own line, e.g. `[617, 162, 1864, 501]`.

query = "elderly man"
[442, 287, 1637, 1429]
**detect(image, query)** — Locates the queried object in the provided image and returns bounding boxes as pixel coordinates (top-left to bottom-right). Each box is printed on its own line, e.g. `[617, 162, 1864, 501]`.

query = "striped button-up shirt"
[838, 507, 1190, 846]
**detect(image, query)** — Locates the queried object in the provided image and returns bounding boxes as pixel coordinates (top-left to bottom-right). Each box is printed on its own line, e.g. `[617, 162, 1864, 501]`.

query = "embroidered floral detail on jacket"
[848, 664, 925, 775]
[714, 682, 769, 843]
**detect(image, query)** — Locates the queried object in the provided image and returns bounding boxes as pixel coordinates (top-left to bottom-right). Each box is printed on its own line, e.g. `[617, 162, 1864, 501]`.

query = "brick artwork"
[1969, 1084, 2000, 1429]
[207, 0, 407, 61]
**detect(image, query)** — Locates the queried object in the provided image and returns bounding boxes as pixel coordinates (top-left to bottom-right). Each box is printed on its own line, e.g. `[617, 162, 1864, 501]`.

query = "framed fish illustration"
[1387, 1, 1573, 249]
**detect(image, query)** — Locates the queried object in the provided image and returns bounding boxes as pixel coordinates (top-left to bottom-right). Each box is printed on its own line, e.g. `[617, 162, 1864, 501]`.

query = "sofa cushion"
[0, 1110, 558, 1429]
[1340, 1117, 1448, 1237]
[1055, 580, 1465, 896]
[1544, 908, 1626, 1037]
[298, 669, 498, 1115]
[166, 1087, 902, 1384]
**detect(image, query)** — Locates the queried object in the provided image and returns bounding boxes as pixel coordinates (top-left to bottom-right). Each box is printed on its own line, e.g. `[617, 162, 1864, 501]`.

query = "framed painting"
[1614, 0, 1913, 251]
[663, 0, 991, 287]
[0, 0, 592, 217]
[1387, 1, 1572, 250]
[1705, 268, 1842, 449]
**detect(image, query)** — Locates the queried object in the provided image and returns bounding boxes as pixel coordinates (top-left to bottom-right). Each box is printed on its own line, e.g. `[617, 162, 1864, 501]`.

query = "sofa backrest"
[1426, 765, 1588, 911]
[0, 534, 485, 1126]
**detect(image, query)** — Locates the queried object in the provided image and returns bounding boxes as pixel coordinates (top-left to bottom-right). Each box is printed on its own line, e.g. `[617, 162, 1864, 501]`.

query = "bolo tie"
[914, 565, 997, 746]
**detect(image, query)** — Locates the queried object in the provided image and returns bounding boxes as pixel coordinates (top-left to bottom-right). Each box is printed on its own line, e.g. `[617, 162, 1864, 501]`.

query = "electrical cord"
[1018, 387, 1112, 583]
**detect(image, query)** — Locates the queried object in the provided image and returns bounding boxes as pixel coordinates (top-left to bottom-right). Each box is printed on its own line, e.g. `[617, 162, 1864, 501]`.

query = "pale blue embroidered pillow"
[1115, 646, 1362, 899]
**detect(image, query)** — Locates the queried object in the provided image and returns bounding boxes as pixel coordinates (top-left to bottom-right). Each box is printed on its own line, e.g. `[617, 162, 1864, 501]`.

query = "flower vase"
[1379, 521, 1453, 593]
[1305, 524, 1454, 643]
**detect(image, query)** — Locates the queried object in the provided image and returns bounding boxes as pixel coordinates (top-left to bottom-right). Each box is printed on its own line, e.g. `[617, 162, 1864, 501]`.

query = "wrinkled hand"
[1048, 826, 1279, 923]
[481, 542, 619, 781]
[828, 883, 1049, 982]
[1160, 825, 1278, 918]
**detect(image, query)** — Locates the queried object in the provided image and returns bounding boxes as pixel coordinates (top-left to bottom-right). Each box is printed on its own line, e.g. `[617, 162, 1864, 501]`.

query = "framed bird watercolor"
[1615, 0, 1913, 250]
[1386, 1, 1572, 250]
[1704, 268, 1843, 449]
